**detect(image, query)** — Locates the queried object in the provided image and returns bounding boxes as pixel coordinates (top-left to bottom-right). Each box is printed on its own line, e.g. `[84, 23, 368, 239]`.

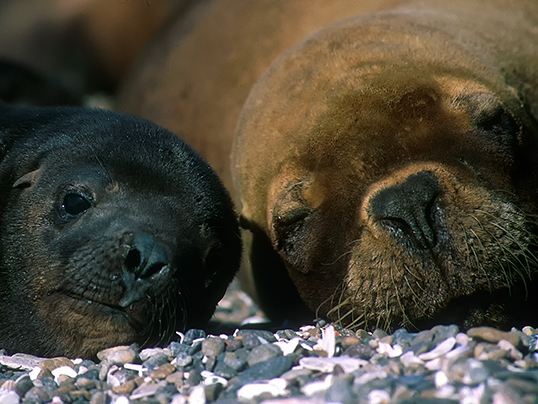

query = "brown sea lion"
[232, 0, 538, 330]
[117, 0, 403, 192]
[0, 105, 241, 358]
[0, 0, 186, 96]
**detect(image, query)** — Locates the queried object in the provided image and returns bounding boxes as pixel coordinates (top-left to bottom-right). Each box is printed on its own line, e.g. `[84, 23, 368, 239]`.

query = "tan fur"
[232, 0, 538, 328]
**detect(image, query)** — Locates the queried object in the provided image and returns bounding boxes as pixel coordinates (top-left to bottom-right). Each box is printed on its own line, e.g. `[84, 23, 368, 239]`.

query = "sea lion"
[0, 0, 186, 96]
[0, 104, 241, 358]
[232, 0, 538, 330]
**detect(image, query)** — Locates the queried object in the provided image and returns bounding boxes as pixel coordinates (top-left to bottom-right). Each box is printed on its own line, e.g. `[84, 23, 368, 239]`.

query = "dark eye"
[62, 193, 92, 217]
[273, 208, 311, 251]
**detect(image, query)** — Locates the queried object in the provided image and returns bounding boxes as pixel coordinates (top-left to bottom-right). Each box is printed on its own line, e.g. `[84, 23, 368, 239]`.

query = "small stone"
[75, 377, 95, 390]
[151, 363, 176, 380]
[522, 326, 535, 336]
[184, 329, 207, 345]
[111, 395, 130, 404]
[280, 368, 313, 381]
[166, 371, 184, 385]
[299, 356, 367, 373]
[344, 343, 376, 359]
[212, 362, 238, 379]
[239, 333, 261, 350]
[130, 380, 167, 400]
[225, 339, 243, 351]
[0, 391, 20, 404]
[68, 390, 91, 401]
[237, 382, 283, 401]
[237, 330, 277, 345]
[204, 356, 217, 372]
[79, 368, 99, 380]
[24, 386, 51, 403]
[301, 379, 332, 396]
[341, 336, 360, 349]
[14, 376, 33, 397]
[97, 346, 136, 365]
[372, 329, 388, 339]
[399, 351, 424, 368]
[222, 352, 247, 372]
[142, 353, 169, 370]
[112, 379, 137, 395]
[174, 352, 193, 367]
[187, 365, 203, 386]
[39, 358, 75, 374]
[201, 370, 228, 388]
[392, 329, 416, 346]
[204, 383, 223, 402]
[202, 337, 226, 357]
[367, 389, 391, 404]
[169, 394, 187, 404]
[276, 330, 299, 340]
[432, 325, 459, 343]
[467, 327, 520, 347]
[237, 356, 293, 386]
[462, 358, 489, 385]
[188, 385, 206, 404]
[183, 328, 207, 345]
[497, 340, 524, 361]
[274, 338, 301, 356]
[325, 379, 355, 404]
[412, 329, 434, 345]
[247, 344, 283, 367]
[418, 337, 456, 361]
[90, 391, 106, 404]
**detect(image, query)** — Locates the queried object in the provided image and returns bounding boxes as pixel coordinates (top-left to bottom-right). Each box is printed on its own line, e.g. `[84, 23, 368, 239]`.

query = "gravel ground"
[1, 282, 538, 404]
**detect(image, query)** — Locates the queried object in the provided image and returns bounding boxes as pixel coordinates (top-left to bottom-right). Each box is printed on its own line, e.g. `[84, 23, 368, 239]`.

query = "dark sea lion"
[232, 0, 538, 330]
[0, 105, 241, 358]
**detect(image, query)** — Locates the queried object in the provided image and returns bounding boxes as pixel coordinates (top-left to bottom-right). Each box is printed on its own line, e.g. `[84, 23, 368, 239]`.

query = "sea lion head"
[233, 13, 538, 331]
[0, 105, 241, 358]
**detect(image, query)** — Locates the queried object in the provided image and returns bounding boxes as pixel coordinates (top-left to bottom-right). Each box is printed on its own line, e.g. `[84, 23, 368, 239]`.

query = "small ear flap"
[13, 168, 42, 189]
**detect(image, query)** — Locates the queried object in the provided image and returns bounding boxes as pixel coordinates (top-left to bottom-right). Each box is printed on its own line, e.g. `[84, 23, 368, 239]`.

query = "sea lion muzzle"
[119, 234, 173, 309]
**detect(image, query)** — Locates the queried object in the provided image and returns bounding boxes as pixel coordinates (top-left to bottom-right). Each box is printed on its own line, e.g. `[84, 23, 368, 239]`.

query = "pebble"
[201, 338, 226, 357]
[247, 343, 283, 366]
[1, 321, 538, 403]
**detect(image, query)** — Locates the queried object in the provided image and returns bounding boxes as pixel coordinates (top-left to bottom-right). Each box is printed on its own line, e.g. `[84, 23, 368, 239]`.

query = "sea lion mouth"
[60, 291, 147, 331]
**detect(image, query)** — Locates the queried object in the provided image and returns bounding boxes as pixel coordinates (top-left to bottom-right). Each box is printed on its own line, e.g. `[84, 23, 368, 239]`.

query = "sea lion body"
[233, 0, 538, 329]
[0, 105, 241, 358]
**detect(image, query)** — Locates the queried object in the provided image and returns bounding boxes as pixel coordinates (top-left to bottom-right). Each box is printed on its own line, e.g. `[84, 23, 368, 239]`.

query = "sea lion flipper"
[13, 168, 42, 189]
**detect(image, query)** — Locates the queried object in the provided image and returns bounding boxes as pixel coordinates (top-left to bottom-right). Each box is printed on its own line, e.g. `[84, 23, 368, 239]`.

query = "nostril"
[123, 234, 171, 279]
[142, 263, 167, 279]
[125, 248, 142, 272]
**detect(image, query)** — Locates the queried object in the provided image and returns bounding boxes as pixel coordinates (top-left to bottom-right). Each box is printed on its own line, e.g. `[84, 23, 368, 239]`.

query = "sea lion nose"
[370, 171, 440, 250]
[119, 234, 172, 308]
[125, 234, 170, 278]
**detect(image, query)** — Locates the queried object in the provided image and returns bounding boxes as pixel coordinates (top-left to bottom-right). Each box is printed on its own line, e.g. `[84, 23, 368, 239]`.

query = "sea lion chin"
[0, 104, 241, 358]
[233, 3, 538, 331]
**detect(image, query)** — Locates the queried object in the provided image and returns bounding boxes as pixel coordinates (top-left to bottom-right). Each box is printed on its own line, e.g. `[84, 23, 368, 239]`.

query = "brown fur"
[0, 0, 185, 94]
[232, 0, 538, 329]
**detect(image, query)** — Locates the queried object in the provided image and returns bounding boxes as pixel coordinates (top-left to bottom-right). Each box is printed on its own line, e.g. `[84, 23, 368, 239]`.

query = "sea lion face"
[233, 16, 538, 330]
[0, 106, 241, 358]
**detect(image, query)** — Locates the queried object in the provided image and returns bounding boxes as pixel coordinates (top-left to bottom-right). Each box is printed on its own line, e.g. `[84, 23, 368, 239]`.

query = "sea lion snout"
[368, 171, 440, 250]
[120, 233, 173, 308]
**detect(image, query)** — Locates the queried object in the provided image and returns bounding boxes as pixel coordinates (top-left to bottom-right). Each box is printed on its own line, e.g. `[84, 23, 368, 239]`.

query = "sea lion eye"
[273, 207, 311, 251]
[62, 192, 92, 217]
